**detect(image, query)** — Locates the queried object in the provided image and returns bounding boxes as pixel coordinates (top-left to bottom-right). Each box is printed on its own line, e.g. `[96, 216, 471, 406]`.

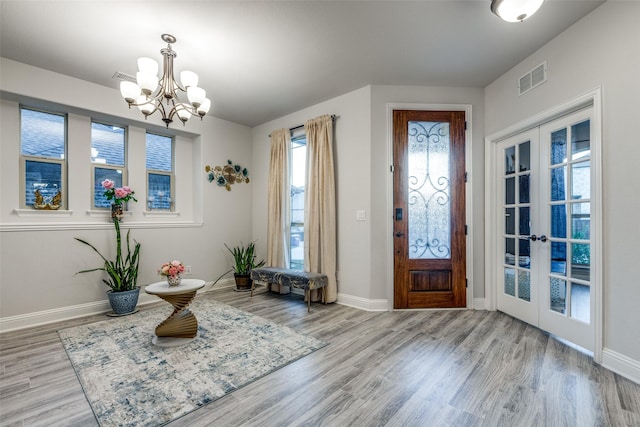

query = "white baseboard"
[602, 348, 640, 385]
[0, 292, 159, 333]
[337, 292, 388, 311]
[473, 297, 486, 310]
[0, 279, 234, 334]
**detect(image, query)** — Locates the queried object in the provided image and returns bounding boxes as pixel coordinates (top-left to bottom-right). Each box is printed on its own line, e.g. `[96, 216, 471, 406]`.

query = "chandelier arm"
[128, 97, 162, 116]
[156, 101, 170, 122]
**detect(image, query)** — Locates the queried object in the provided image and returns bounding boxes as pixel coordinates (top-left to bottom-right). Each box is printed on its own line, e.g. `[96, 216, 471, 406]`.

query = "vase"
[111, 203, 124, 222]
[107, 287, 140, 316]
[167, 274, 182, 287]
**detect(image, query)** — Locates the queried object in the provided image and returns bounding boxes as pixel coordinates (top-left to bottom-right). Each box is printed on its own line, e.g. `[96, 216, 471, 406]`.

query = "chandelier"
[119, 34, 211, 127]
[490, 0, 544, 22]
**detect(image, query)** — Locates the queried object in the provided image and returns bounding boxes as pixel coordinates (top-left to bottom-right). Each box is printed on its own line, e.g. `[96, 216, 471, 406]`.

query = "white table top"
[145, 278, 205, 295]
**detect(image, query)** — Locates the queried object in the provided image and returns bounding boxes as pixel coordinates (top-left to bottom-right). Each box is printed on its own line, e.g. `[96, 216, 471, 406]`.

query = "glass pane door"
[497, 129, 539, 326]
[539, 112, 594, 351]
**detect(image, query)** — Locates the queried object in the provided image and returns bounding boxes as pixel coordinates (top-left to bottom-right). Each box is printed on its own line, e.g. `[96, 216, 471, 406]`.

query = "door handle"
[395, 232, 404, 237]
[518, 234, 548, 242]
[517, 235, 536, 241]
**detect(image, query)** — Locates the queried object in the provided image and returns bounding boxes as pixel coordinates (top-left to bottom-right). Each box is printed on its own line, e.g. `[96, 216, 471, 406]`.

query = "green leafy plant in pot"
[75, 183, 141, 315]
[224, 241, 265, 291]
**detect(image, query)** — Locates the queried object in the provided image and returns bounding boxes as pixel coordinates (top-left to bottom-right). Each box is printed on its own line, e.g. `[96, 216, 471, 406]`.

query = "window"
[146, 133, 174, 210]
[91, 122, 126, 208]
[20, 108, 66, 208]
[289, 135, 306, 270]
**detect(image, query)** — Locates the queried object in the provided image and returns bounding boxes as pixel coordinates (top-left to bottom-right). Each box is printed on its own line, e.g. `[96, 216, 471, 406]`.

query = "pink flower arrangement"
[159, 260, 186, 277]
[102, 179, 137, 206]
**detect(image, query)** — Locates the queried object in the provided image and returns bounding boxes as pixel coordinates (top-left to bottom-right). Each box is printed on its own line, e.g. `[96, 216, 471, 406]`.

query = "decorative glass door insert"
[408, 121, 451, 260]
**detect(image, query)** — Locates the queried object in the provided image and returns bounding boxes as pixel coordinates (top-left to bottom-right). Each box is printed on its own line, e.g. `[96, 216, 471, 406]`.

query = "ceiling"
[0, 1, 604, 127]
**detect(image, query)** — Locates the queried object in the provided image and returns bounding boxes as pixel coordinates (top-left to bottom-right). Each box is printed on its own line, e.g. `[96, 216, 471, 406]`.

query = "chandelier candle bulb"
[120, 81, 141, 104]
[180, 70, 198, 88]
[137, 57, 159, 75]
[136, 71, 158, 95]
[137, 96, 156, 116]
[176, 103, 191, 123]
[187, 86, 206, 108]
[197, 98, 211, 117]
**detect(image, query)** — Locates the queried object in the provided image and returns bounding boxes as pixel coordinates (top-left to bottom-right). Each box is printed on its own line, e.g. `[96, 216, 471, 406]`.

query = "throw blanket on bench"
[250, 267, 328, 312]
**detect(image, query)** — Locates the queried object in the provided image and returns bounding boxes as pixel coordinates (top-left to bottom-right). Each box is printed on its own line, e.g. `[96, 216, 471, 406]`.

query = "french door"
[496, 108, 595, 351]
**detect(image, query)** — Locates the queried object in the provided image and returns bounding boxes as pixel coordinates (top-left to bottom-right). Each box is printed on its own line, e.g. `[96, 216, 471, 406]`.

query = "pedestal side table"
[145, 279, 205, 347]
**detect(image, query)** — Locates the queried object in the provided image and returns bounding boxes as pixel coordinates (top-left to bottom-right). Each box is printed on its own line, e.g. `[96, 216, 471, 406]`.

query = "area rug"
[58, 299, 327, 427]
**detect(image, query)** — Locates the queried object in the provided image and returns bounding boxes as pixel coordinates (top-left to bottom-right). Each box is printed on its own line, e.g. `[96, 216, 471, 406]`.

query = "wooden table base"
[154, 290, 199, 339]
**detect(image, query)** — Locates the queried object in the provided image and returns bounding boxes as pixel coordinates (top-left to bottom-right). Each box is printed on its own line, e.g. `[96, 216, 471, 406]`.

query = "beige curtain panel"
[304, 114, 337, 303]
[266, 128, 291, 294]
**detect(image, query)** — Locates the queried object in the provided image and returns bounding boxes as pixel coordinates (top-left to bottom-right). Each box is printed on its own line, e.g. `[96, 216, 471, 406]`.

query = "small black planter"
[234, 274, 253, 292]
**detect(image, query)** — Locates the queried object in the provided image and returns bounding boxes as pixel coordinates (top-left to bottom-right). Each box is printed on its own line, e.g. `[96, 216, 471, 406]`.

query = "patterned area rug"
[58, 299, 326, 427]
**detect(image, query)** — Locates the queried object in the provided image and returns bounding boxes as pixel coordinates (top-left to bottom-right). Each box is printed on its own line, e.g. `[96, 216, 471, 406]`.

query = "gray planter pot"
[107, 287, 140, 315]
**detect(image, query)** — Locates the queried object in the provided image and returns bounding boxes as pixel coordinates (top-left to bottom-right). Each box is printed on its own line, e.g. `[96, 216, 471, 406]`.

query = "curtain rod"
[268, 114, 338, 138]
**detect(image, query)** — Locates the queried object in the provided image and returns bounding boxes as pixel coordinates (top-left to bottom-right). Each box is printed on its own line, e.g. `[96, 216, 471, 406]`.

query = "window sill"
[14, 209, 74, 218]
[143, 210, 180, 217]
[86, 210, 133, 218]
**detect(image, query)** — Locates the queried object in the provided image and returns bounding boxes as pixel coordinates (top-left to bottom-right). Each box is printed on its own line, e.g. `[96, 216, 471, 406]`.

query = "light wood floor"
[2, 286, 640, 427]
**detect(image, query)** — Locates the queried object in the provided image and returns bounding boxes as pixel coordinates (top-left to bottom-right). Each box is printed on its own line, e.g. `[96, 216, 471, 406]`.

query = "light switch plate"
[356, 210, 366, 221]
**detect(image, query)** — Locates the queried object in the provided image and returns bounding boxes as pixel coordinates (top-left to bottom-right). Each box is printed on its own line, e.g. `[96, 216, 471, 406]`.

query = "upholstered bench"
[250, 267, 328, 312]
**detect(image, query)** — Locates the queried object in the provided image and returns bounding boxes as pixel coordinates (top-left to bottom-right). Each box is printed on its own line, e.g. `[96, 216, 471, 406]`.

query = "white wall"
[251, 86, 375, 306]
[485, 2, 640, 370]
[0, 59, 253, 328]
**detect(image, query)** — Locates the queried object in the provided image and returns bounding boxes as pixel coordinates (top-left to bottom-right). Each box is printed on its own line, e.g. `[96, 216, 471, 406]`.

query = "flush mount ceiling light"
[491, 0, 544, 22]
[120, 34, 211, 128]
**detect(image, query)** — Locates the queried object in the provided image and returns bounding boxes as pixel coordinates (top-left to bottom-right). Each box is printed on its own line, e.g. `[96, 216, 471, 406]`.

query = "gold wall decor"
[205, 160, 250, 191]
[33, 189, 62, 210]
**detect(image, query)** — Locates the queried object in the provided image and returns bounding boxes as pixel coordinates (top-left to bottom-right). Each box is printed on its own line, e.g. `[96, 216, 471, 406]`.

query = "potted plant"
[224, 241, 265, 291]
[75, 182, 141, 315]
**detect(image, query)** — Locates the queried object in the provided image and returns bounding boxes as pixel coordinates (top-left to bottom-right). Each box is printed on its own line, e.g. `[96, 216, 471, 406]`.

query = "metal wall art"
[205, 160, 250, 191]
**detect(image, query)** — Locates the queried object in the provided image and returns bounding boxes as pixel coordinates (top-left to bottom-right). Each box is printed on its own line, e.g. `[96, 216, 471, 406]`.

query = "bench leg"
[306, 290, 311, 313]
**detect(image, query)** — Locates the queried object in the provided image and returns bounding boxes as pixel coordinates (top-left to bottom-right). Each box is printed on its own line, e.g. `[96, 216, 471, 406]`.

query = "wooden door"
[393, 110, 466, 309]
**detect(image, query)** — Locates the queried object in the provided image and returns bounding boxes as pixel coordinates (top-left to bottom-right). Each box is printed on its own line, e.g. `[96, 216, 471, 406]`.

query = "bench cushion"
[250, 267, 328, 291]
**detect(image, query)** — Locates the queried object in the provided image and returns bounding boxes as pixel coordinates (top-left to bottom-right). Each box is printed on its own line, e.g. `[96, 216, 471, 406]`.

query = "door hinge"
[465, 225, 468, 235]
[390, 165, 394, 172]
[466, 278, 468, 288]
[464, 172, 468, 182]
[464, 121, 468, 130]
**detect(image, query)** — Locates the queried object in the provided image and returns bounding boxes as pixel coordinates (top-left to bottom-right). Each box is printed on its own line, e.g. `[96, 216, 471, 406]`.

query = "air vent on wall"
[112, 71, 136, 83]
[518, 62, 547, 96]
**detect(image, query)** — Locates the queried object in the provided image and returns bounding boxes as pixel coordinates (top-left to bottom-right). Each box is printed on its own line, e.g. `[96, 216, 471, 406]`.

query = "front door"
[393, 110, 467, 309]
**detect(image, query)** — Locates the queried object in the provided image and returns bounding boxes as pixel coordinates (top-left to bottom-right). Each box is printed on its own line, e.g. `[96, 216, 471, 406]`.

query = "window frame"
[289, 133, 307, 270]
[146, 132, 175, 212]
[19, 107, 68, 210]
[91, 120, 128, 210]
[91, 165, 128, 209]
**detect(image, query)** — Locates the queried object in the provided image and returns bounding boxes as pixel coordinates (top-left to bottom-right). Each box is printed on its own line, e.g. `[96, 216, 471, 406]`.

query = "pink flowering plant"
[159, 260, 186, 278]
[102, 179, 137, 206]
